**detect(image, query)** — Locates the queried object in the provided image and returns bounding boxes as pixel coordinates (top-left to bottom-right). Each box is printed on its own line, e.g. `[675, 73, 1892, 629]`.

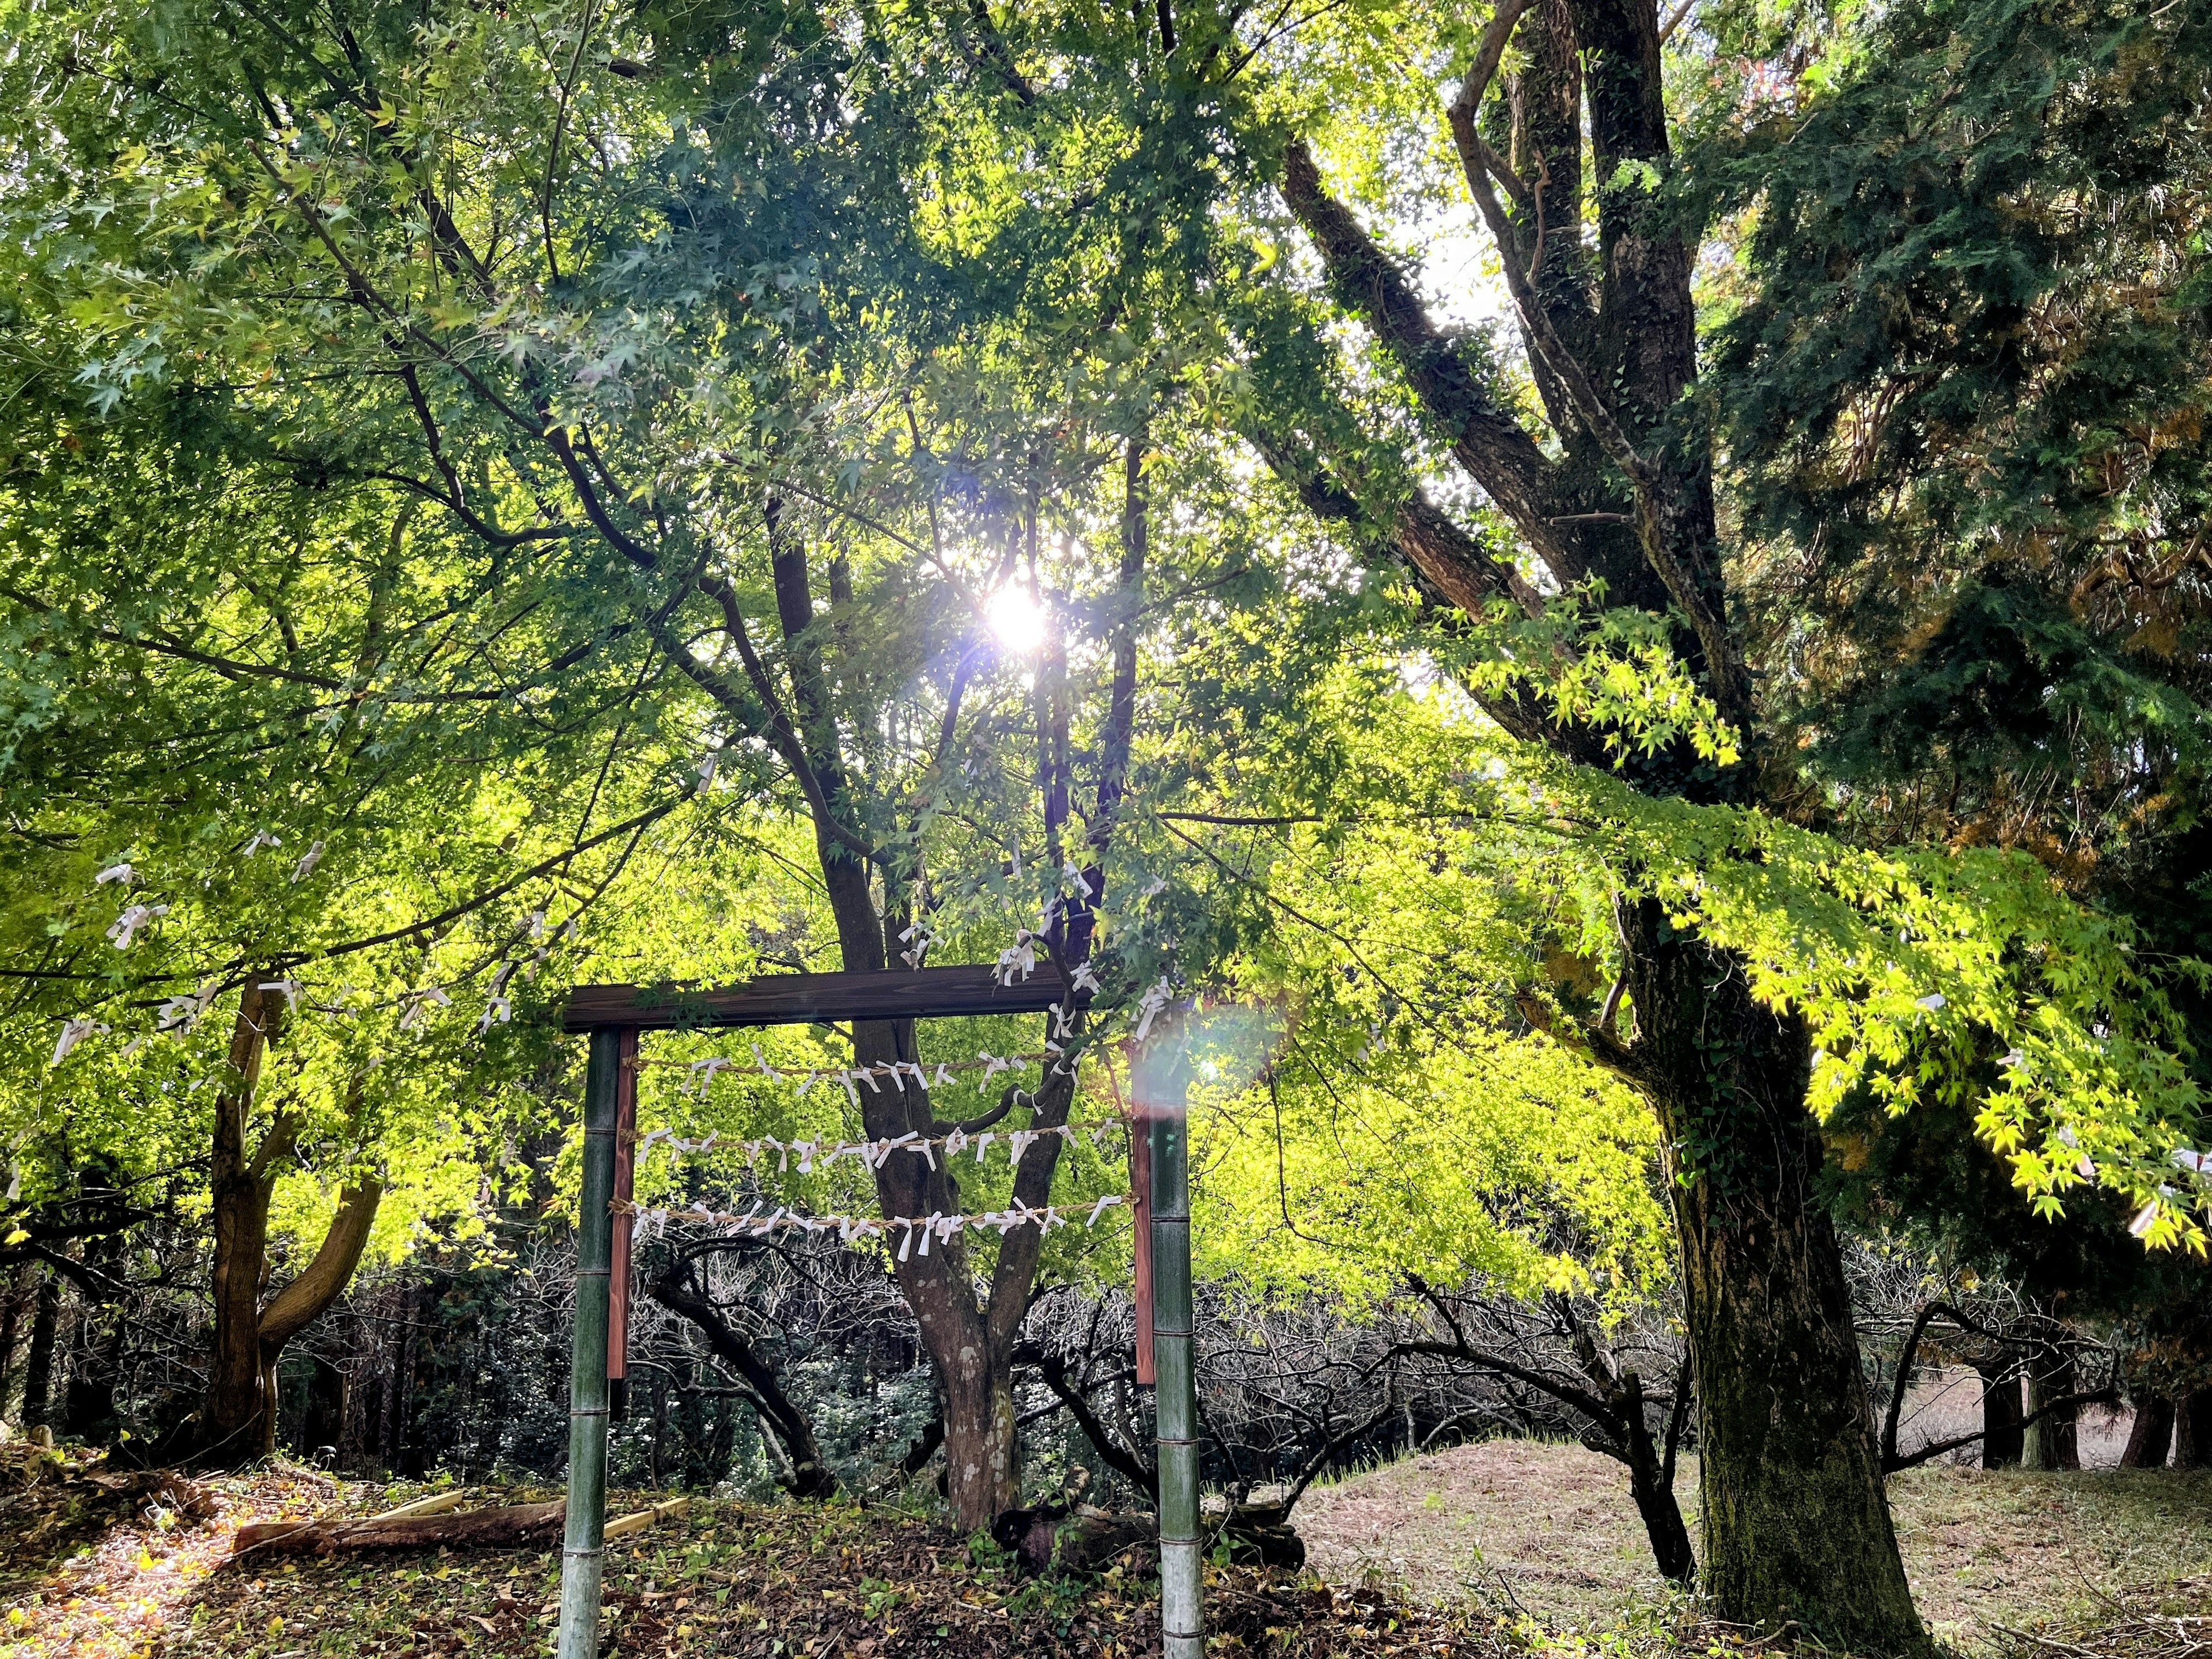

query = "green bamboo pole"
[1141, 1018, 1202, 1658]
[556, 1027, 626, 1659]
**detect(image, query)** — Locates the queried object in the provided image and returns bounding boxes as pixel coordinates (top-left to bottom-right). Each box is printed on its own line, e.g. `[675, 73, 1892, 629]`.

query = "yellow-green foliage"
[1195, 1030, 1670, 1307]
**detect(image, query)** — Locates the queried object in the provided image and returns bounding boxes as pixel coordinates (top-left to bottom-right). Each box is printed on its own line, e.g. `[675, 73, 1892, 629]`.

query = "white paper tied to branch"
[105, 903, 169, 950]
[995, 930, 1041, 986]
[1068, 961, 1102, 995]
[1062, 861, 1095, 901]
[242, 830, 281, 856]
[478, 997, 514, 1033]
[898, 921, 937, 968]
[2130, 1188, 2181, 1238]
[93, 862, 134, 887]
[399, 986, 453, 1032]
[695, 749, 721, 796]
[155, 980, 222, 1036]
[51, 1016, 106, 1067]
[672, 1050, 1048, 1098]
[1132, 976, 1175, 1042]
[290, 840, 326, 883]
[613, 1194, 1130, 1262]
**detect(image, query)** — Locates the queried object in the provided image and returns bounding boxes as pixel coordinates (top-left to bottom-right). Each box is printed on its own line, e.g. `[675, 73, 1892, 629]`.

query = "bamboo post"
[556, 1027, 630, 1659]
[608, 1054, 636, 1423]
[1131, 1108, 1155, 1386]
[1137, 1016, 1201, 1658]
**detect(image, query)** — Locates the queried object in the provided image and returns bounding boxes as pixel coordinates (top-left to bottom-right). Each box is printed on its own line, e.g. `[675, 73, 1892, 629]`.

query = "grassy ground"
[1296, 1442, 2212, 1652]
[2, 1438, 2205, 1659]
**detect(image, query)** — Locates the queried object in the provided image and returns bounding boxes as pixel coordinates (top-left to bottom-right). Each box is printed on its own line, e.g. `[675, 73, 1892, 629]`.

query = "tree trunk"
[2173, 1388, 2212, 1469]
[0, 1262, 32, 1423]
[203, 983, 287, 1463]
[1628, 911, 1926, 1653]
[2024, 1355, 2081, 1471]
[1977, 1359, 2025, 1468]
[202, 985, 384, 1466]
[1265, 0, 1925, 1629]
[2120, 1395, 2173, 1469]
[941, 1355, 1020, 1527]
[1618, 1371, 1698, 1586]
[21, 1264, 60, 1430]
[744, 476, 1143, 1532]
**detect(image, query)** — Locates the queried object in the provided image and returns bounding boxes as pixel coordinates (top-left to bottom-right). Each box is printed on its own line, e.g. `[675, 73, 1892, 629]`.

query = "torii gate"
[552, 965, 1203, 1659]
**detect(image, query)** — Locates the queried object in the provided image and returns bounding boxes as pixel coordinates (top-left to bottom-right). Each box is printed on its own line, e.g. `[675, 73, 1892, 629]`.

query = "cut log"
[232, 1499, 565, 1556]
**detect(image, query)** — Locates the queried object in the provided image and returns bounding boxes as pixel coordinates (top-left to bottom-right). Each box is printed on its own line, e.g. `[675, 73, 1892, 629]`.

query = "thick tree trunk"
[2174, 1388, 2212, 1469]
[2120, 1395, 2174, 1469]
[1628, 910, 1926, 1654]
[1977, 1359, 2025, 1468]
[2024, 1356, 2081, 1471]
[942, 1354, 1020, 1525]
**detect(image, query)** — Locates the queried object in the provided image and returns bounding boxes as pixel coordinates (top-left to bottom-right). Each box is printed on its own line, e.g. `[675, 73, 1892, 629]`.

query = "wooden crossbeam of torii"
[560, 961, 1082, 1031]
[552, 964, 1205, 1659]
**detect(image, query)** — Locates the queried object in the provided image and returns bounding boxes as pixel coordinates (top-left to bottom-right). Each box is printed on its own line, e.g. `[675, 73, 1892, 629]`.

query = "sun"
[984, 582, 1047, 656]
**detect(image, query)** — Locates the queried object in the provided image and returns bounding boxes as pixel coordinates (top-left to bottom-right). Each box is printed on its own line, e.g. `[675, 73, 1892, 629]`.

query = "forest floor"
[0, 1438, 2206, 1659]
[1298, 1440, 2212, 1651]
[0, 1448, 1500, 1659]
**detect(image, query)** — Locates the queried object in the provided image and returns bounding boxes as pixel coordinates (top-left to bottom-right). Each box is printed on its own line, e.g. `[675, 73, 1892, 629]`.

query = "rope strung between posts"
[613, 1193, 1131, 1261]
[635, 1047, 1056, 1098]
[627, 1119, 1123, 1173]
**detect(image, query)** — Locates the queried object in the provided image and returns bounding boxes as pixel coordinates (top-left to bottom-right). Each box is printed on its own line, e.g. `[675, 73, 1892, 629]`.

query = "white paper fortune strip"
[611, 1194, 1130, 1261]
[628, 1119, 1119, 1174]
[643, 1048, 1055, 1098]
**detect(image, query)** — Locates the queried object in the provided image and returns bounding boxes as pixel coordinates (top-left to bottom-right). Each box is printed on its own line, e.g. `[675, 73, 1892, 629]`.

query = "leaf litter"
[2, 1460, 1505, 1658]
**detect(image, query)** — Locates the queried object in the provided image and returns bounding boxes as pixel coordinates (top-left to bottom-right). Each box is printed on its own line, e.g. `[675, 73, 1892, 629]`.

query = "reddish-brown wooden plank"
[560, 964, 1082, 1032]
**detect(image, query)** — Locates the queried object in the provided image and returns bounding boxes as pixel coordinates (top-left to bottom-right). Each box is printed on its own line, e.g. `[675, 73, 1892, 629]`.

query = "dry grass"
[1296, 1441, 2212, 1652]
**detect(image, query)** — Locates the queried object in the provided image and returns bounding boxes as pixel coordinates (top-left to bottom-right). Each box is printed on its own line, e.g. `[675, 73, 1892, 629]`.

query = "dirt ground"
[1296, 1440, 2212, 1650]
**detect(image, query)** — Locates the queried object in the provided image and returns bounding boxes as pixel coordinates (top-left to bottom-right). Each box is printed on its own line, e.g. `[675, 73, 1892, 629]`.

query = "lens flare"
[985, 584, 1047, 656]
